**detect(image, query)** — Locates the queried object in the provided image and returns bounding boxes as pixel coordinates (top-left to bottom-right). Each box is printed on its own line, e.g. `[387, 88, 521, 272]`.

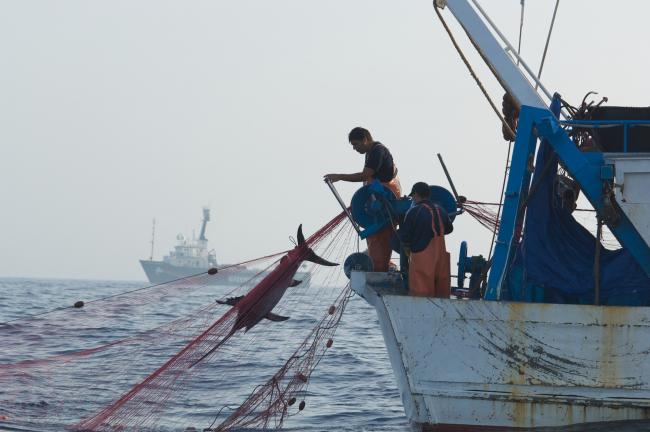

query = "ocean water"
[4, 278, 650, 432]
[0, 277, 409, 432]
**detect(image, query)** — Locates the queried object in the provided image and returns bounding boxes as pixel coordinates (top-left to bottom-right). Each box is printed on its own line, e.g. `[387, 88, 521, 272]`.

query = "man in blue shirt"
[324, 127, 402, 272]
[401, 182, 453, 297]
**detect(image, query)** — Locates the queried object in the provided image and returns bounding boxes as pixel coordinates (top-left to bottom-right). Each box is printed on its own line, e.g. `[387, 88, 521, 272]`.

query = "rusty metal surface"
[352, 272, 650, 428]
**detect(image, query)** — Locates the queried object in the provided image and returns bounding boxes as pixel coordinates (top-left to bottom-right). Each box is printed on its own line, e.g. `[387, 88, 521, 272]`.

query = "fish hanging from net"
[0, 210, 357, 431]
[208, 285, 353, 431]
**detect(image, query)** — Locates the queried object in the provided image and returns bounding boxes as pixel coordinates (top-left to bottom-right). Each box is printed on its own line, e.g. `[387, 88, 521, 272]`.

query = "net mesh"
[0, 211, 357, 431]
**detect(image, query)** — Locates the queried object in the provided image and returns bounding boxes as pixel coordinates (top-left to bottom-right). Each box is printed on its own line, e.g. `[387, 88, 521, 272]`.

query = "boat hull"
[139, 260, 258, 286]
[351, 272, 650, 429]
[140, 260, 310, 287]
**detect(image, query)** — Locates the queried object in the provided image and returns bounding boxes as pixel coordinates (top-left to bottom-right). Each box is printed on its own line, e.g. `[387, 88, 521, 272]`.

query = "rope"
[433, 2, 516, 140]
[0, 250, 290, 326]
[535, 0, 560, 90]
[487, 140, 512, 262]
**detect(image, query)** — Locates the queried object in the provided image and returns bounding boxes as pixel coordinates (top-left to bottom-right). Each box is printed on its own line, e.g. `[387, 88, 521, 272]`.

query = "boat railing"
[561, 119, 650, 153]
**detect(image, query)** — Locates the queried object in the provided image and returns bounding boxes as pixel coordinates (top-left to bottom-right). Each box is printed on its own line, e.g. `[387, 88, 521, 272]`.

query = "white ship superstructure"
[140, 208, 229, 284]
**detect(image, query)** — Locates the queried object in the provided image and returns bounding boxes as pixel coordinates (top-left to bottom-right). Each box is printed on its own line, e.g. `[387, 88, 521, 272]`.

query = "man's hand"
[324, 174, 342, 183]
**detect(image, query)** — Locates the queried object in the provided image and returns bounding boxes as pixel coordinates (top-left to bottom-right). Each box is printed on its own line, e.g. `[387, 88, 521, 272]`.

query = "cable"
[0, 251, 288, 325]
[516, 0, 525, 64]
[535, 0, 560, 90]
[487, 140, 512, 262]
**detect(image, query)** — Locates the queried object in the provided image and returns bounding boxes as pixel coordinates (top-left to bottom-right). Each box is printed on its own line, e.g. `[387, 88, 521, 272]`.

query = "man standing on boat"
[324, 127, 402, 272]
[401, 182, 453, 298]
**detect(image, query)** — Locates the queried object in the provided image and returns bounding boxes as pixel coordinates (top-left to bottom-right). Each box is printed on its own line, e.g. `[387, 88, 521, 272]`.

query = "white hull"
[351, 272, 650, 429]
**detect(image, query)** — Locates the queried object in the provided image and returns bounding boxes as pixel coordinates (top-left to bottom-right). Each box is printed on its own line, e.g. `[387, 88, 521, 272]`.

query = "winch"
[456, 240, 488, 298]
[349, 180, 458, 239]
[326, 178, 460, 281]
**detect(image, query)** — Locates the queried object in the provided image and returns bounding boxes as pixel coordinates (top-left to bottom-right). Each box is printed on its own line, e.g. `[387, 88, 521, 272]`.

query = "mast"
[149, 218, 156, 260]
[199, 207, 210, 241]
[435, 0, 650, 297]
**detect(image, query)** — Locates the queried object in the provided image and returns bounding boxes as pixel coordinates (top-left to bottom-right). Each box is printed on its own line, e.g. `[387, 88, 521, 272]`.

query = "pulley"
[350, 180, 458, 240]
[350, 181, 402, 239]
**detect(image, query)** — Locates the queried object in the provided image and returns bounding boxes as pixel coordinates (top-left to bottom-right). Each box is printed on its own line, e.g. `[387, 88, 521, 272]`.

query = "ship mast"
[199, 208, 210, 241]
[435, 0, 650, 296]
[149, 218, 156, 260]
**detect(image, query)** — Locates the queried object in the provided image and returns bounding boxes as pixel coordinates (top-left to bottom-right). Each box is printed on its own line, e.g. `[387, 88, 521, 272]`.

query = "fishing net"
[463, 200, 500, 232]
[0, 211, 358, 431]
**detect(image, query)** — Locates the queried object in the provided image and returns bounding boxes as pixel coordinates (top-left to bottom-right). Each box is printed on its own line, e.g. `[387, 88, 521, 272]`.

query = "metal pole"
[594, 218, 602, 306]
[149, 218, 156, 260]
[324, 179, 362, 235]
[464, 0, 554, 105]
[437, 153, 460, 201]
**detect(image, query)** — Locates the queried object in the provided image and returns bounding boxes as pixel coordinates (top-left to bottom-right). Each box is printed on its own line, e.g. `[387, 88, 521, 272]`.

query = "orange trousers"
[366, 176, 402, 272]
[409, 237, 450, 298]
[408, 205, 450, 298]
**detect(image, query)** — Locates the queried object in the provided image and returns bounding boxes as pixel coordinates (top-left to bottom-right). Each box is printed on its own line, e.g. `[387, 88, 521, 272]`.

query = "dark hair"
[348, 127, 372, 142]
[409, 182, 431, 199]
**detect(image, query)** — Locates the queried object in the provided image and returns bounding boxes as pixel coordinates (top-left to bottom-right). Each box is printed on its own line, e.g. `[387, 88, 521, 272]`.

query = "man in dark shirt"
[324, 127, 402, 272]
[401, 182, 453, 297]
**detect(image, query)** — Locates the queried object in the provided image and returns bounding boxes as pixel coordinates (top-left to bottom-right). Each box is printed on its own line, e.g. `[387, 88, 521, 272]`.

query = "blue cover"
[505, 141, 650, 305]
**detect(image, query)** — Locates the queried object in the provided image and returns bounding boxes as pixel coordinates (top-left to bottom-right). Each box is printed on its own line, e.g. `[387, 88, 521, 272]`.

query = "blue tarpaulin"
[505, 141, 650, 305]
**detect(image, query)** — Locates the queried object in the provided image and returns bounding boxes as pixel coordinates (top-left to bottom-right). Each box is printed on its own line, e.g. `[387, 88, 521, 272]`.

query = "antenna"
[149, 218, 156, 260]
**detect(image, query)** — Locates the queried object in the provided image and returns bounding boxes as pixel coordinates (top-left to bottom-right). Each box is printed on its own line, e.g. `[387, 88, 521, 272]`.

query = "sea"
[0, 277, 408, 432]
[4, 277, 650, 432]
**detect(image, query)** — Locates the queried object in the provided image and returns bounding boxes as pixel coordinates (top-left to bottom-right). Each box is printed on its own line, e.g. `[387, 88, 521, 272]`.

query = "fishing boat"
[340, 0, 650, 429]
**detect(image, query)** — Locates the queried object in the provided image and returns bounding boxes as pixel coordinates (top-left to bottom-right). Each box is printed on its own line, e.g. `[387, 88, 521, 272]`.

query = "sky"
[1, 1, 649, 281]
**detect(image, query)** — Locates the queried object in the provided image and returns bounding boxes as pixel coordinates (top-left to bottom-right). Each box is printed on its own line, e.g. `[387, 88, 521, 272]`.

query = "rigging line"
[487, 140, 512, 262]
[516, 0, 525, 64]
[432, 2, 516, 140]
[535, 0, 560, 90]
[0, 250, 288, 326]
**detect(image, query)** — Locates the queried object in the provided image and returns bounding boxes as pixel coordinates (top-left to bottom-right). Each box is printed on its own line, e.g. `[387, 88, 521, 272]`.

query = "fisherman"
[324, 127, 402, 272]
[400, 182, 453, 298]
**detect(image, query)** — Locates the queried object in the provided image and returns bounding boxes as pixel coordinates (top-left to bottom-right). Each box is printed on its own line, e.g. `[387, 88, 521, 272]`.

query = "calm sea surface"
[4, 278, 650, 432]
[0, 277, 409, 432]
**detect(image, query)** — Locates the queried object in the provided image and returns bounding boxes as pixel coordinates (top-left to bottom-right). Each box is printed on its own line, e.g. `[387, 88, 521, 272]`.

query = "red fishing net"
[0, 211, 358, 431]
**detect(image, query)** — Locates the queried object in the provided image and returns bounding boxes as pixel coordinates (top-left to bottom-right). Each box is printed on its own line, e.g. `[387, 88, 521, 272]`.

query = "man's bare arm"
[324, 167, 375, 183]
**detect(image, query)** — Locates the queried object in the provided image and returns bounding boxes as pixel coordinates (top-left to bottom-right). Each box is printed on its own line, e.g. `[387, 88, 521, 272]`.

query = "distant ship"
[140, 208, 258, 285]
[140, 208, 309, 286]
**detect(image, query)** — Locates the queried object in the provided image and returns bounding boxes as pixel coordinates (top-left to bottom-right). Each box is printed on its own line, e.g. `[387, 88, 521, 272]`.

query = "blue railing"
[561, 119, 650, 153]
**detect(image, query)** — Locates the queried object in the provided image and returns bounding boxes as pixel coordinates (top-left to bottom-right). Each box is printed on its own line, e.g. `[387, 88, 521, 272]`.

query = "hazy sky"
[2, 1, 649, 281]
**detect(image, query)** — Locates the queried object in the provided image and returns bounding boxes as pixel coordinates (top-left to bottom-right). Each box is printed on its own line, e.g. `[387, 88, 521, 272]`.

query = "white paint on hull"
[606, 154, 650, 247]
[352, 271, 650, 428]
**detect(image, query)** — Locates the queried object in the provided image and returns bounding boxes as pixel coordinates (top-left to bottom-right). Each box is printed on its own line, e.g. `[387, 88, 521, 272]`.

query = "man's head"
[348, 127, 374, 154]
[409, 182, 430, 203]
